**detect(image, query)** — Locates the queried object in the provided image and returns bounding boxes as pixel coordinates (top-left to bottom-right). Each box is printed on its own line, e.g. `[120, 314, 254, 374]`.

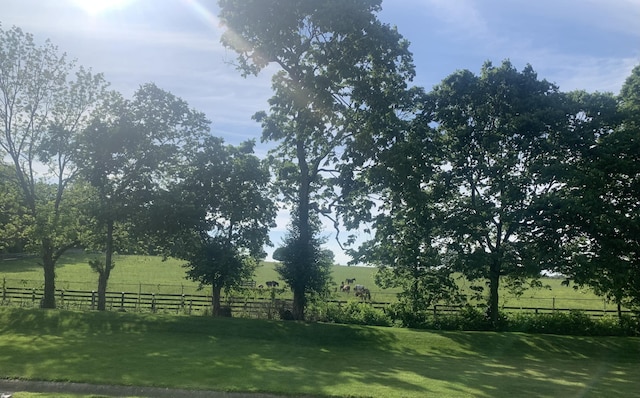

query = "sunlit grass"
[1, 308, 639, 397]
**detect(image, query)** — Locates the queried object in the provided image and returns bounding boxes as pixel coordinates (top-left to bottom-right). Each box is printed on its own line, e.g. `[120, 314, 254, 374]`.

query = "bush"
[384, 303, 430, 328]
[310, 301, 391, 327]
[387, 303, 640, 336]
[507, 311, 640, 336]
[387, 304, 500, 331]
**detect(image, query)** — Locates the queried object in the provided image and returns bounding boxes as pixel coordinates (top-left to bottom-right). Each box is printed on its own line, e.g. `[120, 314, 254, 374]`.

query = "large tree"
[425, 61, 570, 327]
[0, 25, 109, 308]
[350, 104, 462, 323]
[218, 0, 416, 320]
[161, 138, 276, 316]
[550, 67, 640, 313]
[77, 84, 210, 311]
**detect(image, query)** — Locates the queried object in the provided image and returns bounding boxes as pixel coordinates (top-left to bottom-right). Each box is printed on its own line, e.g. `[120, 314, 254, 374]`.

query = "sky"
[2, 0, 639, 265]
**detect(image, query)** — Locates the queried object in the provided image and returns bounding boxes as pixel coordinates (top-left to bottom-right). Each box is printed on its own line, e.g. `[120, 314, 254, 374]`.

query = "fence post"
[151, 293, 156, 313]
[60, 290, 64, 307]
[121, 292, 125, 310]
[433, 304, 438, 317]
[32, 288, 36, 305]
[2, 277, 6, 302]
[91, 291, 96, 310]
[552, 297, 556, 311]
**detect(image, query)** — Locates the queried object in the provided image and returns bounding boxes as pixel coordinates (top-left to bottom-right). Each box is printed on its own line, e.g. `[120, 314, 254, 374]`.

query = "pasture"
[0, 308, 639, 398]
[0, 252, 618, 311]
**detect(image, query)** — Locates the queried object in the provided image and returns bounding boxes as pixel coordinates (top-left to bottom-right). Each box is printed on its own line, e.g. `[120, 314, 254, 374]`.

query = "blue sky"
[2, 0, 639, 264]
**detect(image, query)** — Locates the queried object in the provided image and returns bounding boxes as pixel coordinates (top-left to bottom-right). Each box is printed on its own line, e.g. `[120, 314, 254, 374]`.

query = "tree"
[272, 247, 286, 262]
[218, 0, 416, 320]
[276, 217, 333, 316]
[162, 137, 276, 316]
[426, 60, 570, 328]
[0, 25, 109, 308]
[350, 103, 462, 322]
[549, 67, 640, 313]
[77, 84, 210, 310]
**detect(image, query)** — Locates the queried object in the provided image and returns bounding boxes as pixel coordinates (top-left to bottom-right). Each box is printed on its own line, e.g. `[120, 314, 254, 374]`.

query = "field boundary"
[1, 284, 634, 319]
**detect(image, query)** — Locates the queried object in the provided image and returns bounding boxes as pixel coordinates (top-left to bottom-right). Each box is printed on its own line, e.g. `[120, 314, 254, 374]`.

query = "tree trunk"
[97, 220, 115, 311]
[292, 139, 312, 321]
[97, 271, 108, 311]
[41, 240, 56, 309]
[488, 260, 501, 329]
[292, 285, 306, 321]
[617, 300, 622, 319]
[212, 284, 222, 316]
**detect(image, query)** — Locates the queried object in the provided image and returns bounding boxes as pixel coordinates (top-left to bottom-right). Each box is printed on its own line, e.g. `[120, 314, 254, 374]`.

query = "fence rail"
[1, 284, 635, 319]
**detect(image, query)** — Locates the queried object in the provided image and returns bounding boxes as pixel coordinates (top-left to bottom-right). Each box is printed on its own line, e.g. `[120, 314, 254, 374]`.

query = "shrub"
[384, 303, 430, 328]
[506, 311, 640, 336]
[310, 301, 391, 327]
[386, 304, 640, 336]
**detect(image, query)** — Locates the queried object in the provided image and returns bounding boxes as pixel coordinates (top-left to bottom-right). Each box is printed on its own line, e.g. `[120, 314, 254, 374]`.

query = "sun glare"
[73, 0, 132, 15]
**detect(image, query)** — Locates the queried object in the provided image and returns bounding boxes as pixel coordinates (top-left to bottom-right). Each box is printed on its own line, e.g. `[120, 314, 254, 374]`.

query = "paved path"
[0, 379, 303, 398]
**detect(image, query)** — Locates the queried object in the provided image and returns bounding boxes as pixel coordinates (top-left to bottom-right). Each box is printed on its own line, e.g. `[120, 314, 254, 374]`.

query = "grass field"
[0, 307, 639, 398]
[0, 252, 617, 310]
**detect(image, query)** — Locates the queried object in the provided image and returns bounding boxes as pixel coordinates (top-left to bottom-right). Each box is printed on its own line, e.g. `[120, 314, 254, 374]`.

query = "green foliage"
[541, 67, 640, 310]
[310, 301, 391, 326]
[219, 0, 417, 320]
[375, 265, 462, 314]
[275, 224, 333, 319]
[392, 305, 639, 336]
[156, 138, 275, 316]
[0, 25, 110, 307]
[388, 304, 498, 331]
[0, 162, 29, 254]
[507, 312, 640, 337]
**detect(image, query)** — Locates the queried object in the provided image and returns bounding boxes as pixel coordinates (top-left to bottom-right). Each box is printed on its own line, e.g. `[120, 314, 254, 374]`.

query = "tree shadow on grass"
[0, 256, 41, 273]
[0, 251, 97, 275]
[1, 309, 639, 397]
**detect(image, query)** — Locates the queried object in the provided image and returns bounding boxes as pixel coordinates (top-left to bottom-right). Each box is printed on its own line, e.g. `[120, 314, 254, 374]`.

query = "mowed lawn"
[0, 308, 639, 398]
[0, 252, 617, 310]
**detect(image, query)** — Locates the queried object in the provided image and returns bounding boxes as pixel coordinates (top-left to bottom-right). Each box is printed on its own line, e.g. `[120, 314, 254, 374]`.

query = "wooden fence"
[431, 304, 634, 318]
[1, 284, 636, 320]
[0, 285, 387, 318]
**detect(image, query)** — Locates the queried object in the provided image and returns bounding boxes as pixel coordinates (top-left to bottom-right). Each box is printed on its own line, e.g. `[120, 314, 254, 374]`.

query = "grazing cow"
[353, 284, 365, 292]
[266, 281, 279, 288]
[341, 284, 351, 293]
[345, 278, 356, 285]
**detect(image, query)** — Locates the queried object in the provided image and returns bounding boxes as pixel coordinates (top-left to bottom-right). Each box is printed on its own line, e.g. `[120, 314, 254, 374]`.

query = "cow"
[353, 284, 365, 292]
[266, 281, 279, 288]
[340, 284, 351, 293]
[345, 278, 356, 284]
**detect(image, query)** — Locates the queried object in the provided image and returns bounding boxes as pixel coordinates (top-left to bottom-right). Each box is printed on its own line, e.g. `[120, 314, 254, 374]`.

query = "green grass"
[7, 394, 114, 398]
[1, 307, 639, 397]
[1, 252, 616, 310]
